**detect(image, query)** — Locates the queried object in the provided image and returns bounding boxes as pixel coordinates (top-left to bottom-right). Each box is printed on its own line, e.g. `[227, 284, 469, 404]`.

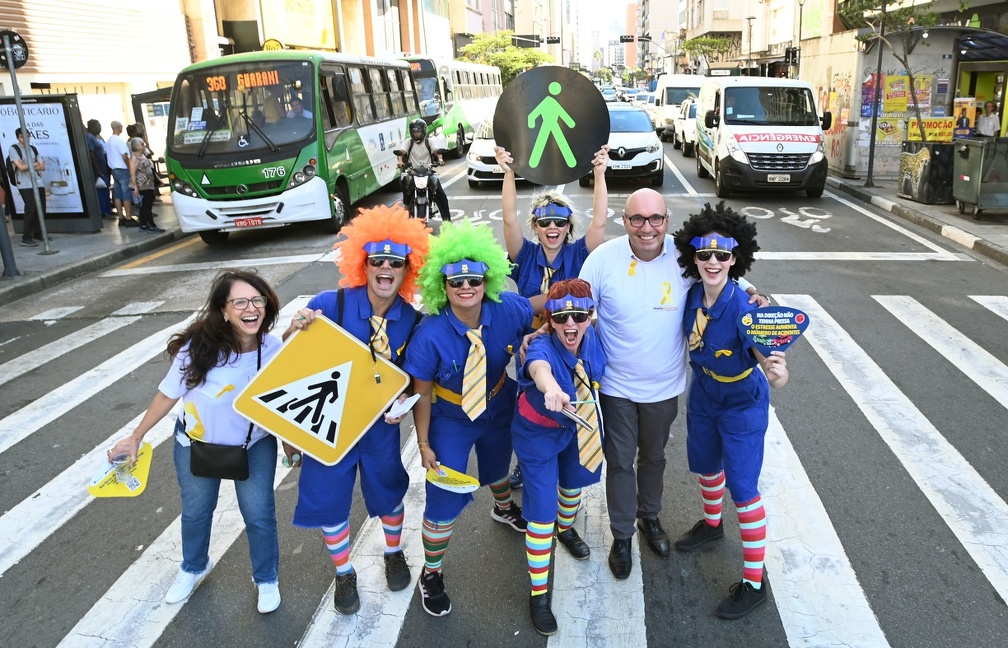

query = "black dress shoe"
[557, 528, 590, 560]
[637, 517, 670, 557]
[529, 594, 557, 636]
[608, 537, 633, 579]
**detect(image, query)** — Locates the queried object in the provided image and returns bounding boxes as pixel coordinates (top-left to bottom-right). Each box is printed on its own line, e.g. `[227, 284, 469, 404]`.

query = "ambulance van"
[695, 77, 832, 198]
[653, 74, 701, 141]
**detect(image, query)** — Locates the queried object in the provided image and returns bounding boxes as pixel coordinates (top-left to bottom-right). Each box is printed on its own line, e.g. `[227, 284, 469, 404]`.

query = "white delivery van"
[694, 77, 832, 198]
[653, 74, 701, 141]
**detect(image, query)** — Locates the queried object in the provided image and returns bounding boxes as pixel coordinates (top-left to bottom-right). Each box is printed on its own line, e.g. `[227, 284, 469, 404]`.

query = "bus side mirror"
[705, 110, 718, 129]
[821, 111, 833, 131]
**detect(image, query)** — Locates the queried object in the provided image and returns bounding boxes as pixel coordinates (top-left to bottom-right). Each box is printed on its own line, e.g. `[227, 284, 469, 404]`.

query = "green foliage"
[596, 67, 614, 83]
[458, 31, 554, 87]
[682, 37, 732, 60]
[623, 66, 646, 85]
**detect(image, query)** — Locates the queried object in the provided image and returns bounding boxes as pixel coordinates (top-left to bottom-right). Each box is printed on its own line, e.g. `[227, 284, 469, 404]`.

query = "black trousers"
[18, 187, 45, 241]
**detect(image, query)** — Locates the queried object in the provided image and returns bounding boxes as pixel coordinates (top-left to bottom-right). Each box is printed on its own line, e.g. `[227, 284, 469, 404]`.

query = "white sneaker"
[165, 559, 213, 604]
[257, 581, 281, 614]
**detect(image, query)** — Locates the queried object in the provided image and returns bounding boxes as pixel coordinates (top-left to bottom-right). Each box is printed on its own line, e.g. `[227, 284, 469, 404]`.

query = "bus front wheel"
[452, 126, 466, 159]
[199, 230, 229, 245]
[326, 183, 350, 233]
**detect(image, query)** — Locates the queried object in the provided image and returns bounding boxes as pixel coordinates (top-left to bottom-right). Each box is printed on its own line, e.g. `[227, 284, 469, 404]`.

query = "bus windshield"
[168, 59, 317, 156]
[724, 86, 820, 126]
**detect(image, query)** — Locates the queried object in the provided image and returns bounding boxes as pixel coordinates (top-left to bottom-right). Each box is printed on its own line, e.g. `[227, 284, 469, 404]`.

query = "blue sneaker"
[509, 464, 523, 489]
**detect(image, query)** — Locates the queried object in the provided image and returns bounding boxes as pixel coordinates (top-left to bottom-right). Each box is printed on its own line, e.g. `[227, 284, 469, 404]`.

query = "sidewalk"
[2, 180, 1007, 307]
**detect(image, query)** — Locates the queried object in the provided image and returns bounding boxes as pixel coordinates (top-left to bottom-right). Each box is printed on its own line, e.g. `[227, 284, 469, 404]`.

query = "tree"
[682, 36, 732, 75]
[838, 0, 958, 142]
[596, 67, 614, 83]
[624, 66, 646, 86]
[459, 31, 554, 87]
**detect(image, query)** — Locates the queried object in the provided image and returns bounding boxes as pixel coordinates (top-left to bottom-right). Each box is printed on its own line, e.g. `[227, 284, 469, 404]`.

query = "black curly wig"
[672, 201, 759, 280]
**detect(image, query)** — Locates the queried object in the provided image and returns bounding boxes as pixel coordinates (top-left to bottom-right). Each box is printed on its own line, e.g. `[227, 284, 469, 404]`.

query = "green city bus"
[165, 51, 420, 244]
[405, 57, 502, 158]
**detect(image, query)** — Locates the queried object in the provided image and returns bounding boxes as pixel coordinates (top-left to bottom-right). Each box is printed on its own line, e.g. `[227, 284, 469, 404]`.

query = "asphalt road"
[1, 142, 1007, 648]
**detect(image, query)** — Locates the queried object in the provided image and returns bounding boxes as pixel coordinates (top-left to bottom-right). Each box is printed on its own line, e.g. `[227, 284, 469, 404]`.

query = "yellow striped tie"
[574, 360, 602, 471]
[540, 266, 555, 294]
[461, 326, 487, 421]
[688, 308, 710, 351]
[370, 316, 391, 359]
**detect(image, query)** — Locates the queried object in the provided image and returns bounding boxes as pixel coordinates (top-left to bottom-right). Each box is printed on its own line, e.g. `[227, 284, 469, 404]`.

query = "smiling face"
[534, 216, 570, 254]
[550, 310, 592, 353]
[693, 233, 736, 291]
[366, 256, 407, 303]
[445, 276, 485, 312]
[623, 189, 668, 261]
[221, 280, 267, 350]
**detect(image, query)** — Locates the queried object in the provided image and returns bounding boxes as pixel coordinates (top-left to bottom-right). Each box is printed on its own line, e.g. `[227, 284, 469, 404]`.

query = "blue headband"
[363, 239, 411, 259]
[690, 234, 738, 252]
[441, 259, 488, 279]
[545, 294, 595, 314]
[532, 204, 573, 219]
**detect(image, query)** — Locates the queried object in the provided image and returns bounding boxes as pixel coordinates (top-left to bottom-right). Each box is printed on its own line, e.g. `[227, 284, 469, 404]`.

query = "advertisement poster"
[953, 97, 976, 137]
[876, 115, 905, 145]
[911, 74, 933, 110]
[861, 72, 882, 118]
[0, 102, 83, 215]
[883, 75, 909, 113]
[906, 117, 955, 142]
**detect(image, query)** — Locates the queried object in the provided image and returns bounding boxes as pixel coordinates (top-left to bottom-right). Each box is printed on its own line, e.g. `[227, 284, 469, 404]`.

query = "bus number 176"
[261, 166, 286, 179]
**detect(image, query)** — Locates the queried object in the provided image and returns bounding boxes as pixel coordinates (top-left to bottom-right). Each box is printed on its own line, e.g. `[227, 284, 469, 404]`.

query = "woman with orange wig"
[281, 204, 430, 616]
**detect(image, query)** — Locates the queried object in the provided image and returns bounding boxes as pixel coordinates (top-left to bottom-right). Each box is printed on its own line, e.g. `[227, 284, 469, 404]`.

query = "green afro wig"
[418, 220, 512, 314]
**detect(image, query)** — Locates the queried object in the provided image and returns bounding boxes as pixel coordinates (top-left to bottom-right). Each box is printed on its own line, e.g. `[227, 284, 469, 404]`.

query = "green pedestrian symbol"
[527, 81, 576, 169]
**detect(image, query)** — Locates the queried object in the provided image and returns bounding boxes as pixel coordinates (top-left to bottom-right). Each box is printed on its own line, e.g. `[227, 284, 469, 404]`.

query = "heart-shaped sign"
[738, 307, 810, 357]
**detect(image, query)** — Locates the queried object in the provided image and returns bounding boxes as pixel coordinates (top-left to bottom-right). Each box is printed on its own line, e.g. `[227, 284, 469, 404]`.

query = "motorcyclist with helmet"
[397, 118, 451, 222]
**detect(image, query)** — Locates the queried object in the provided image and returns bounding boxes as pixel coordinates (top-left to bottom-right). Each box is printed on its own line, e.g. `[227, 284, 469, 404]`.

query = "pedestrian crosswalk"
[1, 293, 1006, 646]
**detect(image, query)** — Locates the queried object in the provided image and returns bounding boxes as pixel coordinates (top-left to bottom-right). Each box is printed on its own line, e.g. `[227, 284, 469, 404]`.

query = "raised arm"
[584, 145, 610, 252]
[527, 359, 571, 412]
[495, 146, 525, 260]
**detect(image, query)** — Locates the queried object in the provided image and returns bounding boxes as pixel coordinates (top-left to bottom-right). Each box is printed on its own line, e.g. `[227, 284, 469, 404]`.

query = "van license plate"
[234, 217, 263, 228]
[610, 162, 631, 170]
[767, 174, 790, 183]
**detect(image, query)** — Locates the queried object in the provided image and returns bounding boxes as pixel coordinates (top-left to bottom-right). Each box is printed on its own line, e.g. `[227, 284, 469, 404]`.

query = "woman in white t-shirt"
[109, 270, 287, 614]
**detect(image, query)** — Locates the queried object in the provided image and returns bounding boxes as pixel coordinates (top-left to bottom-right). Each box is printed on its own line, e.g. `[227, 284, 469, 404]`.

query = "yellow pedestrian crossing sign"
[233, 315, 409, 466]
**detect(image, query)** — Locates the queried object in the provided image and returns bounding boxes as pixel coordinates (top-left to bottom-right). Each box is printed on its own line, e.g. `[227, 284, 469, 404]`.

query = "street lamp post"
[796, 0, 805, 78]
[746, 16, 756, 76]
[865, 0, 887, 188]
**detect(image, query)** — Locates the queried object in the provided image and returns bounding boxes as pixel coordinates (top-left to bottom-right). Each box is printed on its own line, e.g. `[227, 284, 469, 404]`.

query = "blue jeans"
[173, 432, 279, 584]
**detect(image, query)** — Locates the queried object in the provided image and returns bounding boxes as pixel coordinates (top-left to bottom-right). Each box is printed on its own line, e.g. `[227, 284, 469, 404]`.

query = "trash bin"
[953, 137, 1008, 220]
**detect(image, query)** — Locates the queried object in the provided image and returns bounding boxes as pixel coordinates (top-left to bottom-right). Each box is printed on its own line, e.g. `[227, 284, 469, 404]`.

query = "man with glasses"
[579, 189, 766, 580]
[281, 204, 430, 616]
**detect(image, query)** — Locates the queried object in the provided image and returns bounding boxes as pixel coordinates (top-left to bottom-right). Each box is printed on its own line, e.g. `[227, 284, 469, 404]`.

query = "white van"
[653, 74, 702, 141]
[695, 77, 832, 198]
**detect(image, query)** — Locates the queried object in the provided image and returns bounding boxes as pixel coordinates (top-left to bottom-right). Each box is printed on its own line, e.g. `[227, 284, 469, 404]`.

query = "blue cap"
[441, 258, 488, 279]
[545, 294, 595, 315]
[532, 204, 573, 219]
[690, 234, 738, 252]
[363, 239, 411, 260]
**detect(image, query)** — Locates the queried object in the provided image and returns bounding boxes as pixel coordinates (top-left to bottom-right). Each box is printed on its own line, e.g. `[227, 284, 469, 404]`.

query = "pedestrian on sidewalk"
[85, 120, 114, 218]
[108, 269, 285, 614]
[280, 204, 430, 616]
[129, 137, 163, 233]
[8, 128, 45, 247]
[670, 201, 789, 621]
[106, 121, 136, 227]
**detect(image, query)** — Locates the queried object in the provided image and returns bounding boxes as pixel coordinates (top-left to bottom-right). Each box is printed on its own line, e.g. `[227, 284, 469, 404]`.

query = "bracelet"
[417, 441, 430, 449]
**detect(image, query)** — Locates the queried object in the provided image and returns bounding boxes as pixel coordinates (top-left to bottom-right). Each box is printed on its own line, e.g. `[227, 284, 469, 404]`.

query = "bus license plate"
[610, 162, 631, 170]
[234, 217, 263, 228]
[767, 174, 790, 183]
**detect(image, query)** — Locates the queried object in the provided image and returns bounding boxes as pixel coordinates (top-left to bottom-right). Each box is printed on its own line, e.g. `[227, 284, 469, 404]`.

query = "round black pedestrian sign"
[493, 66, 609, 186]
[0, 30, 29, 70]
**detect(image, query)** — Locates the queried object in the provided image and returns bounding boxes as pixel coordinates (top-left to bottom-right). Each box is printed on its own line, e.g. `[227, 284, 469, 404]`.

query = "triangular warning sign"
[232, 315, 409, 466]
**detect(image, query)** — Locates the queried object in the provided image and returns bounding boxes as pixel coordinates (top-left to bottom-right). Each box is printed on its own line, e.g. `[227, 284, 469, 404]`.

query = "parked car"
[465, 118, 523, 188]
[674, 99, 698, 157]
[600, 87, 619, 102]
[641, 93, 661, 132]
[580, 103, 663, 187]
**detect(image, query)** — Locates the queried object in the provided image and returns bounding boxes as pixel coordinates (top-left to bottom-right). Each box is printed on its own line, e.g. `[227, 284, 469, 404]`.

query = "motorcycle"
[395, 148, 444, 225]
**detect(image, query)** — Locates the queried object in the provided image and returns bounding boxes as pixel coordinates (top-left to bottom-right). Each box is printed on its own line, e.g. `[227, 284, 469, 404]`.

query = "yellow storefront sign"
[906, 117, 955, 142]
[233, 316, 409, 466]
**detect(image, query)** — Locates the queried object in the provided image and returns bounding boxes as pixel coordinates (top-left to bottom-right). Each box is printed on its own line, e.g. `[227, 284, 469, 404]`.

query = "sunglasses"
[535, 217, 570, 228]
[550, 311, 590, 324]
[446, 276, 485, 289]
[695, 250, 732, 262]
[368, 256, 406, 268]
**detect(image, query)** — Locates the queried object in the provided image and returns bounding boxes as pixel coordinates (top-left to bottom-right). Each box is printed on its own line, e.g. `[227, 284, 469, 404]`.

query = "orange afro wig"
[335, 204, 431, 299]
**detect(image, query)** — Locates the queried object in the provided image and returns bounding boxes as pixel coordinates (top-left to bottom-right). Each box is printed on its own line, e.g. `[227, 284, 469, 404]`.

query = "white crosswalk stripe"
[2, 292, 1006, 646]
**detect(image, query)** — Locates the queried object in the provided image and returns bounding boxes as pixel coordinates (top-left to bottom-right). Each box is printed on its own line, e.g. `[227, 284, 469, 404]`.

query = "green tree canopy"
[458, 30, 554, 87]
[596, 67, 614, 83]
[682, 36, 733, 72]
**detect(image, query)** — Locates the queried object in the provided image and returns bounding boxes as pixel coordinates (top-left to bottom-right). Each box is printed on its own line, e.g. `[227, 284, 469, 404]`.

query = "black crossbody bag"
[188, 343, 261, 481]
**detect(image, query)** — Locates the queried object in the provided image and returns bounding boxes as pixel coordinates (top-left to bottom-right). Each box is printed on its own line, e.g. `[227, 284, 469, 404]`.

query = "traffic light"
[546, 36, 560, 44]
[785, 47, 801, 66]
[793, 47, 800, 66]
[619, 35, 634, 43]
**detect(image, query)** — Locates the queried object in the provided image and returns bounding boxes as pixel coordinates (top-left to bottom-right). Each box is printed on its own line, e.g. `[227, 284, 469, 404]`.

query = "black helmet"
[409, 118, 426, 142]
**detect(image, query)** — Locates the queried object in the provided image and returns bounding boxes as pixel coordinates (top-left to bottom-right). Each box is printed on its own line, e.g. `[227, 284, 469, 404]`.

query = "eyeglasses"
[446, 276, 485, 289]
[695, 250, 732, 262]
[550, 311, 590, 325]
[368, 256, 406, 269]
[228, 296, 267, 309]
[625, 214, 667, 227]
[534, 217, 570, 228]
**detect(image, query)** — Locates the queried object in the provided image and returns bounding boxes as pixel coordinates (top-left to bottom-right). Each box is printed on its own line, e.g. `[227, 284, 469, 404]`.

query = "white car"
[580, 104, 663, 187]
[600, 87, 619, 102]
[674, 99, 698, 157]
[641, 93, 661, 132]
[466, 118, 522, 188]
